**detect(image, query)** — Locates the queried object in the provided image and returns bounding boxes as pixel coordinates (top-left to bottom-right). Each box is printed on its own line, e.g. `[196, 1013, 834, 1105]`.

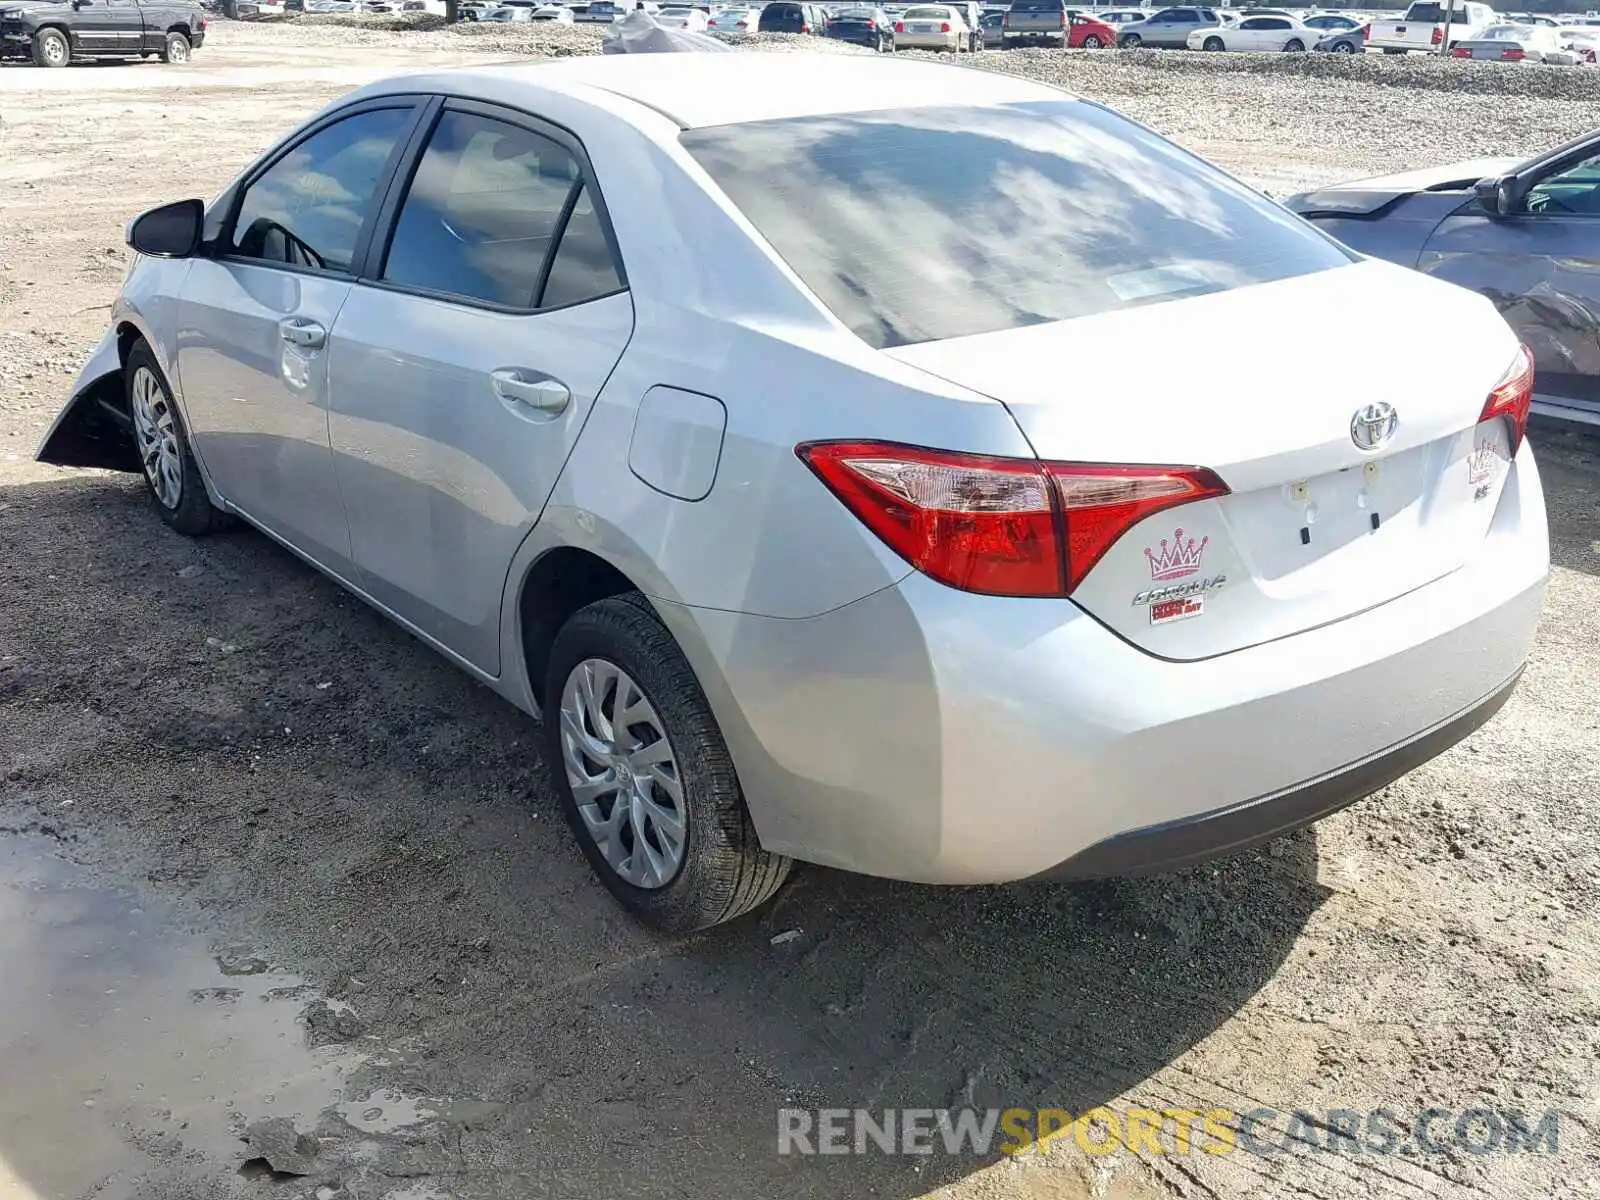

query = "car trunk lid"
[884, 261, 1522, 659]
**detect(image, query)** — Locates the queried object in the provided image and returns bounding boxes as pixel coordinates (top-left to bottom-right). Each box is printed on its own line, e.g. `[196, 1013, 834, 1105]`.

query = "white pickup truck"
[1366, 0, 1496, 52]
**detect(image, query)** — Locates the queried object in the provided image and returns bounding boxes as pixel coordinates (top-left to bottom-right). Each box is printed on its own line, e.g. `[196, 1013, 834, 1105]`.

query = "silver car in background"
[39, 54, 1547, 932]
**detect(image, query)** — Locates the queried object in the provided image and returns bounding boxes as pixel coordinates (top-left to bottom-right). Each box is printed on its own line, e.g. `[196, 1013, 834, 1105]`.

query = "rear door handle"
[279, 317, 326, 349]
[492, 369, 570, 415]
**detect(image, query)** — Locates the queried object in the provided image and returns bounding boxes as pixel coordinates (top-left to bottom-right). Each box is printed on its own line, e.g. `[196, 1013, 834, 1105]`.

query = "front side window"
[1526, 151, 1600, 217]
[682, 101, 1352, 350]
[383, 111, 580, 308]
[230, 107, 411, 273]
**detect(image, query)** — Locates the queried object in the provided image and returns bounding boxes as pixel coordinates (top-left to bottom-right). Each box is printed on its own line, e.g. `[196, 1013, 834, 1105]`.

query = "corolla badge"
[1350, 402, 1399, 452]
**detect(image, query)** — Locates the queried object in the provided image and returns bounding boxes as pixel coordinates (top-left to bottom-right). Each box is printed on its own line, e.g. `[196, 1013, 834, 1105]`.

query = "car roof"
[424, 52, 1071, 129]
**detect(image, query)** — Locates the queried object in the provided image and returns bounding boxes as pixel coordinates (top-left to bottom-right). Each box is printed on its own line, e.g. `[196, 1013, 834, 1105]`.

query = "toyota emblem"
[1350, 402, 1398, 452]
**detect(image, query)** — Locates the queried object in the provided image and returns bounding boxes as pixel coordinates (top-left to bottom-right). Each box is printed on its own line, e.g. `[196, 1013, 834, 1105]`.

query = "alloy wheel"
[129, 365, 183, 510]
[559, 658, 687, 890]
[167, 36, 190, 62]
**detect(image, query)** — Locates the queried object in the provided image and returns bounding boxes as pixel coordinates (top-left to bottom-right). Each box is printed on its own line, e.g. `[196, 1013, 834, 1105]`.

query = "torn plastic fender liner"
[35, 328, 140, 473]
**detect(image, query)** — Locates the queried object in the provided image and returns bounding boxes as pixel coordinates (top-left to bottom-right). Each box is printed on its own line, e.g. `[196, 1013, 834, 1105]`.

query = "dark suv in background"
[758, 0, 828, 31]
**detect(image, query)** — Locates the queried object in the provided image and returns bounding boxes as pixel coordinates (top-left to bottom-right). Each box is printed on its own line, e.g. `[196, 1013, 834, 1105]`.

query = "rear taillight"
[1361, 22, 1369, 39]
[1451, 45, 1470, 55]
[1479, 344, 1535, 456]
[1058, 11, 1066, 24]
[894, 18, 903, 30]
[797, 441, 1229, 597]
[800, 21, 809, 30]
[940, 19, 950, 30]
[1501, 46, 1524, 59]
[1430, 23, 1442, 43]
[867, 18, 875, 27]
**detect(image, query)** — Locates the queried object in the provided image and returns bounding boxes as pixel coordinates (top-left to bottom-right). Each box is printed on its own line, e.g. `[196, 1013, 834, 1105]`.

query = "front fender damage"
[34, 329, 139, 473]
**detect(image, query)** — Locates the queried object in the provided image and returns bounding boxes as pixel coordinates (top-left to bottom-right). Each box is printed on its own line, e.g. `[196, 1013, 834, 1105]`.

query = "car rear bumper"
[657, 441, 1547, 884]
[895, 30, 960, 47]
[1033, 664, 1522, 880]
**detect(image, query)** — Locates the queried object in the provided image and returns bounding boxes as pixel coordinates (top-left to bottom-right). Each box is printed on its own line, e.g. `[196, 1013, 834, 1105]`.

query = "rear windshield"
[1404, 2, 1471, 21]
[1009, 0, 1064, 10]
[681, 101, 1352, 350]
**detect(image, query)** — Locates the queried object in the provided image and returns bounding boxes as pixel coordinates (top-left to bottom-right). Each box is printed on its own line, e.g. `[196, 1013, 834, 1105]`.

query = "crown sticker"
[1144, 528, 1209, 581]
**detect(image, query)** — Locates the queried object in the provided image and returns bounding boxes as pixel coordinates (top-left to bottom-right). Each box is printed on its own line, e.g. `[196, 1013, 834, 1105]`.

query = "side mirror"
[1474, 176, 1515, 218]
[126, 198, 205, 259]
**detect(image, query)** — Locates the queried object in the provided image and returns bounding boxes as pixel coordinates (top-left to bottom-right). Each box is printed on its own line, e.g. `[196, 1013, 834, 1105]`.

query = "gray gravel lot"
[1, 23, 1598, 1200]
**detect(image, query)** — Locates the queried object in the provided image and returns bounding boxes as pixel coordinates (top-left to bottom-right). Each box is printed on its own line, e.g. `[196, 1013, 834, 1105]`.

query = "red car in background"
[1066, 8, 1116, 46]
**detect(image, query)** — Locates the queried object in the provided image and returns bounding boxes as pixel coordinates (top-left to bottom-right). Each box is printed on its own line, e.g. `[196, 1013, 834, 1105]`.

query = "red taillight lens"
[796, 441, 1229, 597]
[940, 19, 950, 30]
[867, 18, 875, 27]
[1501, 47, 1524, 59]
[1361, 22, 1369, 39]
[1479, 344, 1535, 456]
[1430, 24, 1442, 43]
[1451, 45, 1470, 56]
[894, 18, 903, 30]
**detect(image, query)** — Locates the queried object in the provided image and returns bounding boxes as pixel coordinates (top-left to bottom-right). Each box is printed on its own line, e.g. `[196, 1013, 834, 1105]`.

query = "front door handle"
[279, 317, 327, 350]
[492, 369, 570, 415]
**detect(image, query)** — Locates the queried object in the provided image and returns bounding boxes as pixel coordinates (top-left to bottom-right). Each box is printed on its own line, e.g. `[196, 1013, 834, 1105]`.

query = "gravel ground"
[1, 22, 1599, 1200]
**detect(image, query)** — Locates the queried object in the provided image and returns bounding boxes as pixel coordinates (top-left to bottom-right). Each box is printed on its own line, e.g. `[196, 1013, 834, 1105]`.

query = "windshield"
[681, 101, 1352, 350]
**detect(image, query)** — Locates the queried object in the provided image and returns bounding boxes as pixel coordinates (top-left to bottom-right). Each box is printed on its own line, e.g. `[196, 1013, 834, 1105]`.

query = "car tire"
[32, 27, 71, 67]
[543, 593, 794, 933]
[1203, 34, 1222, 49]
[161, 30, 191, 62]
[1082, 33, 1102, 47]
[1284, 37, 1304, 51]
[1333, 39, 1355, 52]
[1119, 31, 1140, 46]
[125, 341, 234, 536]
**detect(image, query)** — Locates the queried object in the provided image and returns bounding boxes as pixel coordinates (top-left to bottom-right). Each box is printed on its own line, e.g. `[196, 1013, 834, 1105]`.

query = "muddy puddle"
[0, 835, 442, 1200]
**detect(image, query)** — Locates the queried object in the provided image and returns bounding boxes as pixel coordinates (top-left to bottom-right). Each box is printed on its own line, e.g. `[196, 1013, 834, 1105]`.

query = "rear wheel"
[1203, 34, 1223, 49]
[1333, 39, 1355, 52]
[1082, 32, 1102, 47]
[125, 340, 233, 536]
[1284, 37, 1304, 50]
[32, 27, 70, 67]
[544, 594, 793, 933]
[161, 30, 191, 62]
[1119, 31, 1140, 46]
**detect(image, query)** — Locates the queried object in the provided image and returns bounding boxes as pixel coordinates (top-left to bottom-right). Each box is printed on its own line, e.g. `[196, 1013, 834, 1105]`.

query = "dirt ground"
[1, 22, 1598, 1200]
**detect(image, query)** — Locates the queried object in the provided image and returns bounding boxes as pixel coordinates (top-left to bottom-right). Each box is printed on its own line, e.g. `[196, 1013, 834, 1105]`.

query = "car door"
[66, 0, 117, 49]
[102, 0, 146, 49]
[324, 100, 634, 674]
[174, 100, 422, 571]
[1258, 15, 1290, 46]
[1419, 144, 1600, 423]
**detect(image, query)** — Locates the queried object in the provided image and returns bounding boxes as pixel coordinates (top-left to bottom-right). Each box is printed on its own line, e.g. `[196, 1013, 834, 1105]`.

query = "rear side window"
[681, 101, 1352, 350]
[383, 111, 579, 308]
[230, 107, 411, 274]
[539, 185, 626, 309]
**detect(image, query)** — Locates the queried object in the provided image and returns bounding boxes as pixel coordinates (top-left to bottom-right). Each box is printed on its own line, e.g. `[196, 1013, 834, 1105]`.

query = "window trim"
[356, 96, 630, 317]
[214, 96, 431, 282]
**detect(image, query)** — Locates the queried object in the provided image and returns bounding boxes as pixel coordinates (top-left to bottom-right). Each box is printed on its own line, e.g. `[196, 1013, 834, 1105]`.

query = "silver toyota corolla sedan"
[38, 53, 1549, 932]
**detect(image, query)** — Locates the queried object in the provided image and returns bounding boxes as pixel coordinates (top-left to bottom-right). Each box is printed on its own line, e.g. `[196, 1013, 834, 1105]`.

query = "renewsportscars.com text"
[776, 1106, 1563, 1159]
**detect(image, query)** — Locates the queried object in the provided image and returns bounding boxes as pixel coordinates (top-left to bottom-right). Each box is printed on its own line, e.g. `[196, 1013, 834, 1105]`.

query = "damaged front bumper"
[34, 325, 139, 473]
